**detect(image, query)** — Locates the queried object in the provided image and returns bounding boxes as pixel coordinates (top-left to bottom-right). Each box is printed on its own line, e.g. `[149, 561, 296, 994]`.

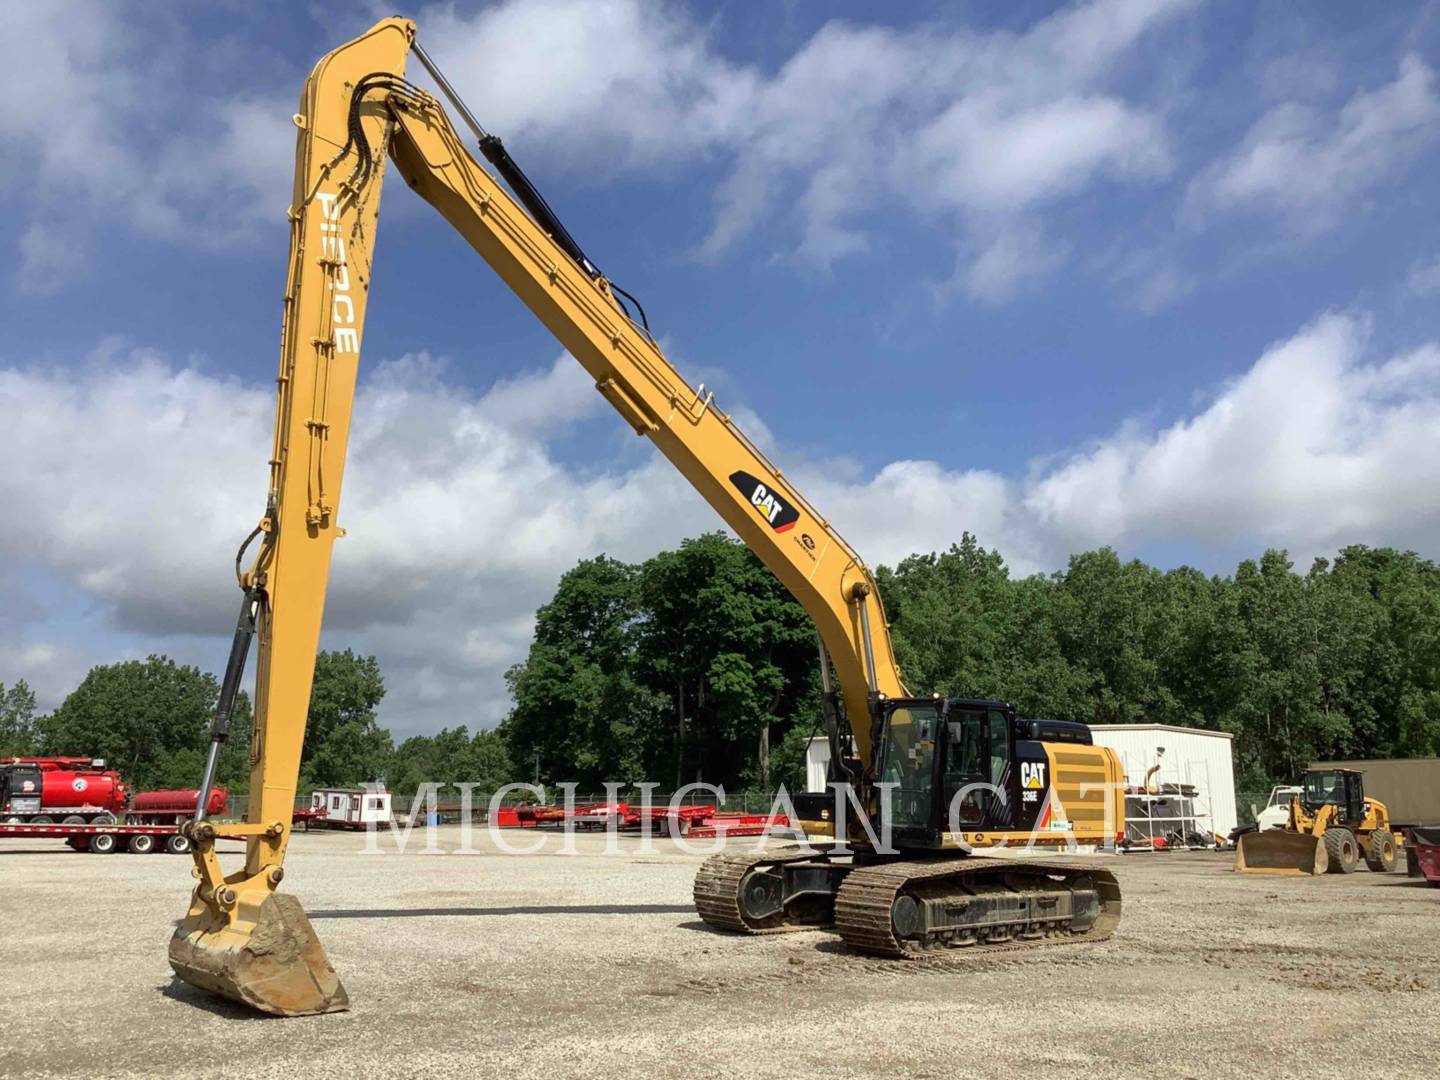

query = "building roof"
[1088, 723, 1234, 740]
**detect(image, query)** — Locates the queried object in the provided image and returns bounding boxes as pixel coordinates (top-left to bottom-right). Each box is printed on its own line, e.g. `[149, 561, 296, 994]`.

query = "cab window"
[987, 708, 1011, 788]
[945, 709, 987, 825]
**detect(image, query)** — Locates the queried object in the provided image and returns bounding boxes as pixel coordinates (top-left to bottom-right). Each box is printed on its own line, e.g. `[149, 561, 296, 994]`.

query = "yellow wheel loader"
[1234, 768, 1397, 875]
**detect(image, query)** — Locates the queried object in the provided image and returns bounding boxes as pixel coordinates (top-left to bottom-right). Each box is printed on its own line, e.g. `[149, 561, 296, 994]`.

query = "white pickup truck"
[1255, 785, 1301, 831]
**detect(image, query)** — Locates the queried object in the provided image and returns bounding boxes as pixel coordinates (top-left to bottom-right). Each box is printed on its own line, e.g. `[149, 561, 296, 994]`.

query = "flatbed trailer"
[492, 802, 795, 838]
[0, 822, 243, 855]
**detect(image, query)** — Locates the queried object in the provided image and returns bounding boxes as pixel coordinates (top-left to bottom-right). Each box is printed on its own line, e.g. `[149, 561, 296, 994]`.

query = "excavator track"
[693, 846, 829, 934]
[834, 857, 1122, 959]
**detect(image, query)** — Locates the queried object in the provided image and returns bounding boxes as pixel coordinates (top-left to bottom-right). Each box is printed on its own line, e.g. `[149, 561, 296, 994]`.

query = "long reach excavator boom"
[170, 18, 1123, 1016]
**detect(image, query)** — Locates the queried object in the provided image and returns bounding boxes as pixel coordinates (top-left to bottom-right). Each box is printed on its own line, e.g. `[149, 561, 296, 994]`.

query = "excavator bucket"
[169, 892, 348, 1016]
[1233, 830, 1329, 875]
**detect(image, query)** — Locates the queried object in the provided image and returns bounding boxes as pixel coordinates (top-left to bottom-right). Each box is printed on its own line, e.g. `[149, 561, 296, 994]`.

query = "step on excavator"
[168, 18, 1126, 1016]
[1234, 768, 1397, 875]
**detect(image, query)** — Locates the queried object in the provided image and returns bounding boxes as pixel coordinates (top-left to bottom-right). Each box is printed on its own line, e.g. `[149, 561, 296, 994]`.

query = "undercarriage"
[694, 845, 1122, 958]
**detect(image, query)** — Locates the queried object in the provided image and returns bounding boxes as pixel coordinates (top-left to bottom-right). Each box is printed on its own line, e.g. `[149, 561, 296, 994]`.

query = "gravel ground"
[1, 826, 1435, 1079]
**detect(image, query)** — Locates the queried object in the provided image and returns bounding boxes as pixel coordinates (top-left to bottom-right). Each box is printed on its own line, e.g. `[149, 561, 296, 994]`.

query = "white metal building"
[1089, 724, 1237, 839]
[804, 736, 831, 793]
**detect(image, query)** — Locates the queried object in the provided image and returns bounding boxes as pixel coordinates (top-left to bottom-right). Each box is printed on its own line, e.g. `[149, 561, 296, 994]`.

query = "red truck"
[0, 757, 129, 824]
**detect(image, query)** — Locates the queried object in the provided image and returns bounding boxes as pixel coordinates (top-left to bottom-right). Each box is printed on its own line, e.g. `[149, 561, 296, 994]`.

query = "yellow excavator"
[1234, 767, 1397, 875]
[169, 18, 1126, 1016]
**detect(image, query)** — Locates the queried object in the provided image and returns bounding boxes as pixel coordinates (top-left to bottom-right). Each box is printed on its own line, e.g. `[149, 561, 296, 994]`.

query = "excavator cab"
[874, 699, 1069, 847]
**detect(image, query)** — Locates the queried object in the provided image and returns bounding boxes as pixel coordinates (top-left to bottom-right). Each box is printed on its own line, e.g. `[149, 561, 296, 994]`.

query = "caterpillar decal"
[1020, 762, 1046, 791]
[729, 470, 800, 533]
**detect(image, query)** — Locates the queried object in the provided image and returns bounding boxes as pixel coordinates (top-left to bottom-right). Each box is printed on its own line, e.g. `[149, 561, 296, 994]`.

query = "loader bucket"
[1233, 830, 1329, 875]
[169, 892, 349, 1016]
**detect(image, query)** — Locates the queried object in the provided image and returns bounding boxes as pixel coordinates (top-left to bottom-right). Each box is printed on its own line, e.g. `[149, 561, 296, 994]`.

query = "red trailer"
[622, 805, 794, 838]
[493, 802, 794, 838]
[0, 757, 129, 824]
[128, 786, 229, 824]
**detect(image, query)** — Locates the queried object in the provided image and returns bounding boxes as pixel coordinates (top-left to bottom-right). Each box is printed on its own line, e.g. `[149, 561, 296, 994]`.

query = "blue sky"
[2, 0, 1438, 735]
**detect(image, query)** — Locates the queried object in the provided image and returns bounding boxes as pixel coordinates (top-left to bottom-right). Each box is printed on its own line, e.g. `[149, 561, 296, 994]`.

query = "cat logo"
[728, 470, 799, 532]
[1021, 762, 1046, 791]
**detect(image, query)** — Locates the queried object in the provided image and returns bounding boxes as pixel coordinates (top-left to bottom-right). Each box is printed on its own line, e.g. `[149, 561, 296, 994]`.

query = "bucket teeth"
[169, 893, 349, 1016]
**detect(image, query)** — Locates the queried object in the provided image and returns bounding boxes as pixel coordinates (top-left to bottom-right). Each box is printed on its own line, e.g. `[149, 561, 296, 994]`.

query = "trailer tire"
[1364, 828, 1396, 872]
[1324, 828, 1359, 873]
[127, 833, 155, 854]
[91, 812, 117, 825]
[165, 834, 191, 855]
[31, 815, 54, 825]
[89, 832, 118, 854]
[60, 815, 87, 826]
[3, 816, 23, 824]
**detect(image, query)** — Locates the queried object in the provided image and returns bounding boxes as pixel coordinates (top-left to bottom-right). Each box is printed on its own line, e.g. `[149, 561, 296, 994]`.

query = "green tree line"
[7, 533, 1438, 800]
[504, 533, 1440, 793]
[878, 536, 1440, 789]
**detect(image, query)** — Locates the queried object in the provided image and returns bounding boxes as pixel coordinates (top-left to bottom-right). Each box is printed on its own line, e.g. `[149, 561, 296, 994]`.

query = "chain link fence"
[1235, 791, 1274, 827]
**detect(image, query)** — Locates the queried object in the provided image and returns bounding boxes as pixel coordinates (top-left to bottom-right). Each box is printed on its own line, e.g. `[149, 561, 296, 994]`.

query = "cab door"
[877, 700, 943, 847]
[1342, 772, 1365, 826]
[942, 705, 1016, 831]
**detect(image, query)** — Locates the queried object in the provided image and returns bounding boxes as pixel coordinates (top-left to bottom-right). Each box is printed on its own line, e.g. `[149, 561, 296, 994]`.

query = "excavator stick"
[167, 17, 414, 1015]
[170, 893, 347, 1016]
[1233, 830, 1329, 875]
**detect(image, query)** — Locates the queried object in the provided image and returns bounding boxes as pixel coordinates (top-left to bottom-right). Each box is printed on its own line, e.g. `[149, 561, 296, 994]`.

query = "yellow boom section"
[381, 84, 906, 753]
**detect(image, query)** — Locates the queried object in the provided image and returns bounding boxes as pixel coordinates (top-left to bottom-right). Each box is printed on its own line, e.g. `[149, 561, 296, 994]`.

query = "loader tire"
[1324, 828, 1359, 873]
[1364, 828, 1396, 873]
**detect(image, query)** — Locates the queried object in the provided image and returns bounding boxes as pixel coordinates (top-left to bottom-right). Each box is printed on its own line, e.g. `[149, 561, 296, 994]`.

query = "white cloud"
[0, 2, 135, 183]
[957, 226, 1069, 305]
[4, 0, 1184, 300]
[1187, 54, 1440, 229]
[419, 0, 1191, 299]
[1, 3, 296, 288]
[1100, 245, 1195, 313]
[417, 0, 754, 165]
[0, 344, 717, 732]
[4, 311, 1438, 732]
[1025, 313, 1440, 557]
